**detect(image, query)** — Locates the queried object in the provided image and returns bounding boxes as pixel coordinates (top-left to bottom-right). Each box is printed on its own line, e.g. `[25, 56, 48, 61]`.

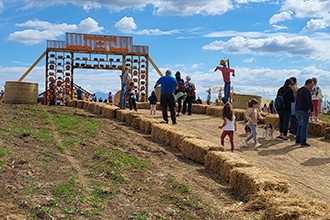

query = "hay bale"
[324, 127, 330, 139]
[206, 106, 222, 117]
[94, 103, 103, 115]
[179, 137, 224, 164]
[136, 102, 150, 109]
[234, 109, 246, 121]
[233, 93, 261, 110]
[308, 121, 327, 137]
[245, 191, 330, 220]
[229, 166, 290, 201]
[116, 109, 129, 122]
[126, 112, 140, 126]
[88, 102, 96, 113]
[265, 114, 279, 129]
[83, 101, 89, 109]
[69, 100, 77, 107]
[192, 104, 207, 114]
[166, 128, 200, 149]
[138, 117, 156, 134]
[151, 123, 173, 143]
[102, 105, 118, 118]
[205, 151, 254, 182]
[77, 100, 84, 108]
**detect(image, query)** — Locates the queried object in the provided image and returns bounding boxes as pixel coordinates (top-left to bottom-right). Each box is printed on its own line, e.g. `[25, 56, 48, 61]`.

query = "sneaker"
[255, 143, 262, 148]
[282, 138, 290, 142]
[242, 140, 248, 147]
[315, 117, 319, 122]
[276, 136, 283, 140]
[301, 143, 310, 147]
[309, 117, 313, 122]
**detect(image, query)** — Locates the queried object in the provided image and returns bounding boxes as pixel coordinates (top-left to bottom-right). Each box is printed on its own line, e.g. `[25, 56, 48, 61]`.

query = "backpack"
[275, 89, 289, 111]
[185, 82, 195, 97]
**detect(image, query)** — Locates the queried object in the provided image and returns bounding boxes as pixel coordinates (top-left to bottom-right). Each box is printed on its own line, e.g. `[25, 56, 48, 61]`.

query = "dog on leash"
[262, 123, 274, 140]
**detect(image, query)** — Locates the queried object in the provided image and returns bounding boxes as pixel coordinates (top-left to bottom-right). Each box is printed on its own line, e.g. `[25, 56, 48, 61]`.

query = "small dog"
[244, 124, 251, 134]
[262, 123, 274, 140]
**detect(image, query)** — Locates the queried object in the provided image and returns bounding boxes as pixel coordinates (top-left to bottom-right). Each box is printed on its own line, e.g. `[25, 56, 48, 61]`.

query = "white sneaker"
[255, 143, 262, 148]
[315, 117, 319, 122]
[242, 140, 248, 147]
[309, 117, 313, 122]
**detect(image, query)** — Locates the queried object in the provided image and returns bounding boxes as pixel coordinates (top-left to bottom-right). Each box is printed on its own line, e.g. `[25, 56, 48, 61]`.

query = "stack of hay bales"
[308, 121, 328, 137]
[265, 114, 279, 129]
[192, 104, 207, 114]
[233, 94, 261, 110]
[206, 106, 222, 117]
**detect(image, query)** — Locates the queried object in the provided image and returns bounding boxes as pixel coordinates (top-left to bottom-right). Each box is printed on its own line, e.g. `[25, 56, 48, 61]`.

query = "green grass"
[0, 146, 11, 168]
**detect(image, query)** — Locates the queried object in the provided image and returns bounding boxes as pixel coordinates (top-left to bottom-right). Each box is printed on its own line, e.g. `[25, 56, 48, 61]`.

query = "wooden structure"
[18, 32, 163, 105]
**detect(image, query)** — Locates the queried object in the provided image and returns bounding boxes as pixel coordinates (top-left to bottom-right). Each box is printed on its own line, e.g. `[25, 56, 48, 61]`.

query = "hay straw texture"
[151, 123, 174, 143]
[116, 109, 129, 122]
[232, 94, 261, 110]
[76, 100, 84, 108]
[179, 137, 224, 164]
[69, 100, 77, 107]
[308, 121, 327, 137]
[245, 191, 330, 220]
[102, 105, 118, 118]
[83, 101, 89, 109]
[88, 102, 96, 113]
[132, 116, 155, 133]
[192, 104, 207, 114]
[234, 109, 246, 121]
[125, 113, 140, 126]
[324, 127, 330, 139]
[94, 103, 103, 115]
[206, 106, 222, 117]
[229, 166, 290, 201]
[205, 151, 254, 183]
[136, 102, 150, 109]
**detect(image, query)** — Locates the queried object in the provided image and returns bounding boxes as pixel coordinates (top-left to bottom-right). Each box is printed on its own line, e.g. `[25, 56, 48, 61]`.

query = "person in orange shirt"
[214, 59, 235, 104]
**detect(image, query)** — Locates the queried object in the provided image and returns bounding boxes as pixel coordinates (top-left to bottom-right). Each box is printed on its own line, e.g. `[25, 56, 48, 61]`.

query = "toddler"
[148, 90, 158, 115]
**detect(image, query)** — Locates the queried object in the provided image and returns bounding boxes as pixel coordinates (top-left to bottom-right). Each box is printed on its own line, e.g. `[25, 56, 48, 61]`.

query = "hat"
[220, 59, 226, 65]
[165, 70, 172, 75]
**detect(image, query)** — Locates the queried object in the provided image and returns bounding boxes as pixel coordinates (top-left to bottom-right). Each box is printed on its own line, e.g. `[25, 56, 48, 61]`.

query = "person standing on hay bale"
[242, 98, 264, 149]
[310, 77, 323, 122]
[182, 75, 196, 115]
[219, 102, 237, 152]
[154, 70, 178, 124]
[295, 79, 314, 147]
[214, 59, 235, 104]
[174, 71, 186, 117]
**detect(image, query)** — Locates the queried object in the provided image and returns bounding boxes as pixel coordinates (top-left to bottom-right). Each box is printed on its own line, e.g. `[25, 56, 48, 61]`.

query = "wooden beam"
[147, 56, 163, 76]
[18, 50, 47, 82]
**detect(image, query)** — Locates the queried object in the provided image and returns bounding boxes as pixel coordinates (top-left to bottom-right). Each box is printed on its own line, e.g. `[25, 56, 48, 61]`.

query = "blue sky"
[1, 0, 330, 104]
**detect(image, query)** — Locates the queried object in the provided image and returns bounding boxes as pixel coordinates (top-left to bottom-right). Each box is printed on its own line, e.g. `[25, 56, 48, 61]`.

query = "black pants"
[160, 92, 176, 124]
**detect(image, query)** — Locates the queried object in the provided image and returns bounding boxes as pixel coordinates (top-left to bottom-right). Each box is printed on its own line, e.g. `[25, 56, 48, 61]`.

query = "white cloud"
[269, 11, 292, 24]
[114, 16, 137, 33]
[8, 17, 103, 45]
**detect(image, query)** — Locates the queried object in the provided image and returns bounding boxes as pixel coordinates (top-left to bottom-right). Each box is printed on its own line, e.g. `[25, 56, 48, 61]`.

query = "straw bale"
[88, 102, 96, 113]
[233, 94, 261, 110]
[166, 129, 200, 150]
[205, 151, 254, 183]
[308, 121, 327, 137]
[245, 191, 330, 220]
[69, 100, 77, 107]
[192, 104, 207, 114]
[125, 112, 140, 126]
[206, 106, 222, 117]
[265, 114, 279, 129]
[234, 109, 245, 121]
[116, 109, 130, 122]
[136, 102, 150, 109]
[94, 103, 103, 115]
[102, 105, 118, 118]
[138, 117, 157, 134]
[324, 127, 330, 139]
[151, 123, 173, 143]
[83, 101, 89, 109]
[179, 137, 224, 164]
[77, 100, 84, 108]
[229, 166, 290, 201]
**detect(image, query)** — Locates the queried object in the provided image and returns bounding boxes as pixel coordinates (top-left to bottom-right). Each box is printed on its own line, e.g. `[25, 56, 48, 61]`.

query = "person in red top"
[214, 59, 235, 104]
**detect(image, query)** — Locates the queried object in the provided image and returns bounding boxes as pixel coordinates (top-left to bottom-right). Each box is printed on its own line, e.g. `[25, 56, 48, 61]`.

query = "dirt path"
[136, 109, 330, 204]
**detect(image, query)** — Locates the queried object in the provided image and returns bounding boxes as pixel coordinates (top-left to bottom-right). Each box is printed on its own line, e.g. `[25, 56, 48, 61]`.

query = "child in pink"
[219, 102, 237, 152]
[310, 77, 322, 122]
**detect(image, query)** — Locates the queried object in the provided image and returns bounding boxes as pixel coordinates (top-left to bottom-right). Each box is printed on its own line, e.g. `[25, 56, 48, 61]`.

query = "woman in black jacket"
[276, 79, 295, 141]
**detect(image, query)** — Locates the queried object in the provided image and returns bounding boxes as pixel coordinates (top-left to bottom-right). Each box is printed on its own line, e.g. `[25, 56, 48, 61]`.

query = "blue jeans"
[182, 96, 194, 114]
[278, 110, 291, 136]
[119, 84, 127, 109]
[223, 82, 231, 103]
[295, 110, 310, 144]
[246, 124, 257, 144]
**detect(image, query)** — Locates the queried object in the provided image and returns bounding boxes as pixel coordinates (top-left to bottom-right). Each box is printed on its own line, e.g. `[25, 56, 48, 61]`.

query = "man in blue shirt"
[154, 70, 178, 124]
